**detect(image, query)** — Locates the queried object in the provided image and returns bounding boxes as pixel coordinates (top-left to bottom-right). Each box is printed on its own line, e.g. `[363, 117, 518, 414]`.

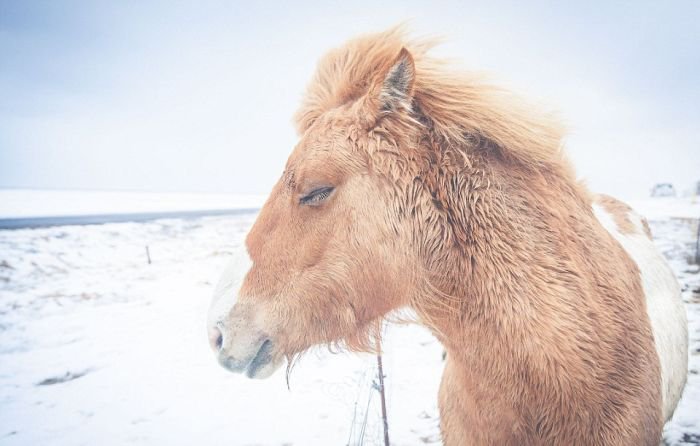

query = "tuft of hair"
[294, 25, 567, 171]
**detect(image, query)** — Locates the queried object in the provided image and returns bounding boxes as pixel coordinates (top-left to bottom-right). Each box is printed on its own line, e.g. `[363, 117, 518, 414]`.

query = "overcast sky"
[1, 1, 698, 199]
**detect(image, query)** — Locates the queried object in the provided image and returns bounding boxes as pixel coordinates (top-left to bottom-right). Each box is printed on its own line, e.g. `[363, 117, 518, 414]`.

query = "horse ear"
[376, 47, 415, 114]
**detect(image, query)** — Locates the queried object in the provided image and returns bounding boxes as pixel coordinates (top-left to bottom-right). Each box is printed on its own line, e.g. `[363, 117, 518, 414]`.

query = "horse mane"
[294, 26, 567, 171]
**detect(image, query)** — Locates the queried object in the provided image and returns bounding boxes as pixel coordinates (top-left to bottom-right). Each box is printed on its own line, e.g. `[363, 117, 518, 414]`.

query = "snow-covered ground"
[629, 197, 700, 221]
[0, 197, 698, 445]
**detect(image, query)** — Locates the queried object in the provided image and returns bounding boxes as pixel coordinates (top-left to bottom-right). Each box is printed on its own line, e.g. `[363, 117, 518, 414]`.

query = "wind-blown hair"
[295, 26, 566, 171]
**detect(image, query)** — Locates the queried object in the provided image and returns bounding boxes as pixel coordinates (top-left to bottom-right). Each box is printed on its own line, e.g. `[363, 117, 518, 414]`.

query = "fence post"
[376, 339, 390, 446]
[695, 218, 699, 265]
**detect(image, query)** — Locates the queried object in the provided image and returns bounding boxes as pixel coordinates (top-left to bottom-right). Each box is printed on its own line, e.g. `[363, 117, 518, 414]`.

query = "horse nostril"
[209, 325, 223, 352]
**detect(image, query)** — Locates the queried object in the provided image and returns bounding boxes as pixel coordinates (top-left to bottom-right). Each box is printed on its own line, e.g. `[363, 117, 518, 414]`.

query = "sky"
[1, 1, 699, 199]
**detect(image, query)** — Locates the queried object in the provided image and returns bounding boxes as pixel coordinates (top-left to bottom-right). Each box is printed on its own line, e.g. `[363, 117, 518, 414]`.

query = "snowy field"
[0, 197, 698, 445]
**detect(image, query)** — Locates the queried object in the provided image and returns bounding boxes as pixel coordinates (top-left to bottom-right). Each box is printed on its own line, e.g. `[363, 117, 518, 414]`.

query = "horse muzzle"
[209, 322, 280, 379]
[207, 252, 284, 379]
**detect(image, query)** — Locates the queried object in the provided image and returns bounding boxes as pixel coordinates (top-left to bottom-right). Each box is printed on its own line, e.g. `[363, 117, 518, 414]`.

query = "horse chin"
[217, 337, 285, 380]
[245, 355, 284, 380]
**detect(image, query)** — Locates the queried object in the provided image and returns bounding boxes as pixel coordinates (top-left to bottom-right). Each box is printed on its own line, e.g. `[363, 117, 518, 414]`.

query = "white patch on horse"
[207, 245, 252, 329]
[593, 203, 688, 423]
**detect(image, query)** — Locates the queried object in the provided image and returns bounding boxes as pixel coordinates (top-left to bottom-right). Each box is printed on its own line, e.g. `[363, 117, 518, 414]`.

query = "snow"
[650, 218, 700, 446]
[0, 214, 442, 445]
[629, 197, 700, 221]
[0, 197, 698, 445]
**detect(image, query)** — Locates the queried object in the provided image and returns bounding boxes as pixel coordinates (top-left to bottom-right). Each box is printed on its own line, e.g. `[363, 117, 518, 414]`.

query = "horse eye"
[300, 186, 335, 206]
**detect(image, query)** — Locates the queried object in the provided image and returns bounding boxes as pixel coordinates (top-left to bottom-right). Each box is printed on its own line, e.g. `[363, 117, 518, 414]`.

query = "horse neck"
[412, 150, 590, 353]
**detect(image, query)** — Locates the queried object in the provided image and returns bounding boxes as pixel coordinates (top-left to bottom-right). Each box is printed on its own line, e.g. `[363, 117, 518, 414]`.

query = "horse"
[207, 27, 688, 445]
